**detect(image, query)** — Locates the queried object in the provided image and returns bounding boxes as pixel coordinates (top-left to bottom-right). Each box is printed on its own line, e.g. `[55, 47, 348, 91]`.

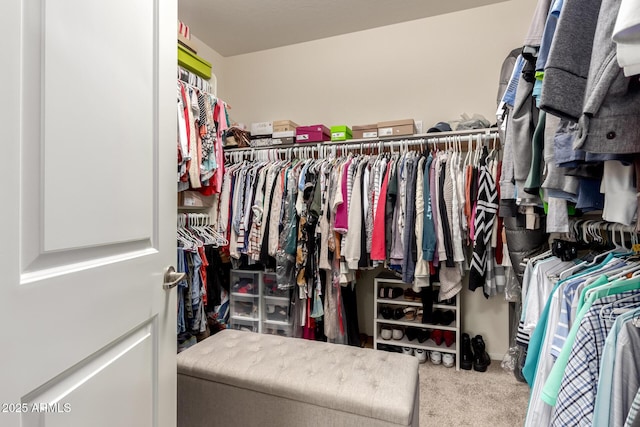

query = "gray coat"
[540, 0, 602, 122]
[575, 0, 640, 153]
[542, 0, 640, 153]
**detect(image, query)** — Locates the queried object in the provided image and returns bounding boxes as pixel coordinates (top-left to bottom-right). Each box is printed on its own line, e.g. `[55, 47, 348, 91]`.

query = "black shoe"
[406, 327, 419, 341]
[380, 306, 392, 319]
[461, 333, 473, 370]
[392, 307, 405, 320]
[440, 310, 455, 326]
[391, 287, 404, 299]
[432, 309, 443, 325]
[472, 335, 491, 372]
[417, 329, 430, 343]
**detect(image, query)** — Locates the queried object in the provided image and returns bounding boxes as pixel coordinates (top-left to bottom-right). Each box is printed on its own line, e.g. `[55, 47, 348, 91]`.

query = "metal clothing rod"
[224, 129, 500, 161]
[178, 66, 216, 96]
[569, 218, 639, 235]
[178, 79, 214, 98]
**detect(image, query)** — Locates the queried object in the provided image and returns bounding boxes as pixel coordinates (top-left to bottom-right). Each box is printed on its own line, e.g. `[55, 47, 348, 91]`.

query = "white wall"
[222, 0, 537, 129]
[204, 0, 538, 358]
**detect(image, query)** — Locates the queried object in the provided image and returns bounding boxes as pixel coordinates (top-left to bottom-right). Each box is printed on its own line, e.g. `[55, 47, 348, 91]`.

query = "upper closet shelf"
[178, 44, 212, 80]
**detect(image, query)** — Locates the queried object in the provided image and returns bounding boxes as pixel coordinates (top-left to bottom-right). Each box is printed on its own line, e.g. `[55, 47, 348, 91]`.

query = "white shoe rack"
[229, 269, 294, 337]
[373, 275, 460, 371]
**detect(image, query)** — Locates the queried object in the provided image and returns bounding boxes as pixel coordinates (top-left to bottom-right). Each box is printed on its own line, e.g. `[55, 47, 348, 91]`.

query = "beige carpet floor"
[418, 360, 529, 427]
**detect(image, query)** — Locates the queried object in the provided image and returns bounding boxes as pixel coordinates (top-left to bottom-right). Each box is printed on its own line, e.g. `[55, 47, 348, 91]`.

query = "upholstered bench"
[177, 329, 420, 427]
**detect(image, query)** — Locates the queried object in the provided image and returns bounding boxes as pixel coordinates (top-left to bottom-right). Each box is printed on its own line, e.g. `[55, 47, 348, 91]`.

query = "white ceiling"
[178, 0, 509, 57]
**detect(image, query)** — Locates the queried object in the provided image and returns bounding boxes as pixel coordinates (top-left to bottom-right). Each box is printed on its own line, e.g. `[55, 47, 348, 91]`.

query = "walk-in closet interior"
[174, 0, 640, 425]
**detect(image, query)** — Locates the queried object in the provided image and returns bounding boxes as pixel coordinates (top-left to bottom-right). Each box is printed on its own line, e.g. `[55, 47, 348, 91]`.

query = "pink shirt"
[370, 164, 390, 261]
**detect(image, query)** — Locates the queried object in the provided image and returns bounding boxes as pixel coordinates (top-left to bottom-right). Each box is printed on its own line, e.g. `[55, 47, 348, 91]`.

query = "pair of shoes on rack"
[380, 326, 404, 340]
[431, 329, 455, 347]
[406, 327, 430, 343]
[460, 333, 491, 372]
[404, 288, 418, 301]
[380, 305, 404, 320]
[379, 286, 403, 299]
[431, 309, 455, 326]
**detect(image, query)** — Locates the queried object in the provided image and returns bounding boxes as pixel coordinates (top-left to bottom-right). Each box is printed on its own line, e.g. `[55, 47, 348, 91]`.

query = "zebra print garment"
[469, 148, 498, 297]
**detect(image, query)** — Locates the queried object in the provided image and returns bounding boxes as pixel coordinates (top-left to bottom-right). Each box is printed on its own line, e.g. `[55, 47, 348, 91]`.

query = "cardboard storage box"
[272, 130, 296, 145]
[178, 191, 214, 208]
[352, 124, 378, 139]
[330, 125, 352, 142]
[251, 121, 274, 136]
[296, 125, 331, 143]
[377, 119, 416, 137]
[273, 120, 299, 133]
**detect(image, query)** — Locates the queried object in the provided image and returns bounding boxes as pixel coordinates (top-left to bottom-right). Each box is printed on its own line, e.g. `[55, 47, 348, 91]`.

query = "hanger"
[606, 260, 640, 282]
[600, 288, 640, 321]
[487, 133, 498, 160]
[473, 134, 481, 166]
[177, 214, 203, 250]
[558, 254, 593, 280]
[194, 214, 218, 245]
[204, 212, 228, 246]
[577, 222, 626, 267]
[610, 223, 630, 252]
[528, 249, 554, 265]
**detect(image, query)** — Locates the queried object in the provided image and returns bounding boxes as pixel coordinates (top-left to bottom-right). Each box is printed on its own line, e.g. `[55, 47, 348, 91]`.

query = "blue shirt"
[501, 55, 525, 108]
[536, 0, 564, 73]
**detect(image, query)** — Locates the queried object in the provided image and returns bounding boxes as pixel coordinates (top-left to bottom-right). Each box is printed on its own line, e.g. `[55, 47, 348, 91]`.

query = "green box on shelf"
[330, 125, 353, 141]
[178, 44, 212, 80]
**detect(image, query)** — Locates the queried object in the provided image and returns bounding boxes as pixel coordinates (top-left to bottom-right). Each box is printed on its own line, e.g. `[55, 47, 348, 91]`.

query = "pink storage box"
[295, 125, 331, 143]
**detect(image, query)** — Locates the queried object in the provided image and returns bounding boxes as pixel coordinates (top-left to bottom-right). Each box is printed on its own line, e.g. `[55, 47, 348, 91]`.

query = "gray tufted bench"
[177, 329, 419, 427]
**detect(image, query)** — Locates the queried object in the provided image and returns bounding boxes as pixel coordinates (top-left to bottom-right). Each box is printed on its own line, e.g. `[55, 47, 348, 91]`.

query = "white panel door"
[0, 0, 177, 426]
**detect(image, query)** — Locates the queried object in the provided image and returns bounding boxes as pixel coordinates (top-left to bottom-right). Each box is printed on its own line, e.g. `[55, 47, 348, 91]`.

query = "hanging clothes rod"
[178, 66, 215, 96]
[177, 74, 232, 109]
[178, 79, 213, 97]
[569, 218, 639, 237]
[224, 129, 500, 161]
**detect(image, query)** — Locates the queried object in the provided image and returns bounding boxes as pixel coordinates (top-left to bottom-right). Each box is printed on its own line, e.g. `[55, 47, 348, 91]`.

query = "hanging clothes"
[176, 78, 228, 195]
[469, 148, 499, 297]
[216, 134, 505, 343]
[519, 236, 640, 427]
